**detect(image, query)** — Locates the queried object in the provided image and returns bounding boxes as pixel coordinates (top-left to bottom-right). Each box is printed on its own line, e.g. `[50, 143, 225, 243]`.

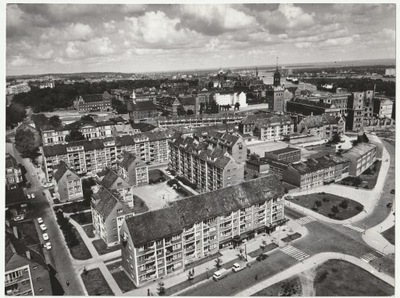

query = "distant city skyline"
[6, 3, 396, 76]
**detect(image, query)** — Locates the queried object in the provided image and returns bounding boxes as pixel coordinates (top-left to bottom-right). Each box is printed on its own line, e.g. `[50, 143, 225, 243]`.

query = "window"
[156, 240, 163, 246]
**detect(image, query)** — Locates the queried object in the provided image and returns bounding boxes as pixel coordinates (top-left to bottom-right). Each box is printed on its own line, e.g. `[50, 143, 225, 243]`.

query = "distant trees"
[14, 129, 40, 160]
[65, 128, 85, 142]
[80, 115, 94, 123]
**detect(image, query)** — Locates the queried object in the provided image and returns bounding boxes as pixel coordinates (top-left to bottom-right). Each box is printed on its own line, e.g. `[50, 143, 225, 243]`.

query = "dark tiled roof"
[127, 100, 157, 112]
[53, 161, 70, 182]
[241, 114, 292, 126]
[6, 153, 18, 168]
[6, 186, 27, 206]
[91, 187, 119, 219]
[178, 96, 196, 106]
[125, 175, 285, 246]
[131, 123, 156, 132]
[299, 114, 342, 128]
[81, 94, 105, 103]
[119, 152, 138, 170]
[101, 169, 122, 189]
[268, 147, 301, 155]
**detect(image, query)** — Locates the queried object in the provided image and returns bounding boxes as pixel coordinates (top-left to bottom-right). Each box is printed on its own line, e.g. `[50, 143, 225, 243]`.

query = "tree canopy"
[112, 98, 128, 114]
[49, 115, 62, 128]
[65, 129, 86, 142]
[14, 129, 40, 160]
[6, 103, 26, 129]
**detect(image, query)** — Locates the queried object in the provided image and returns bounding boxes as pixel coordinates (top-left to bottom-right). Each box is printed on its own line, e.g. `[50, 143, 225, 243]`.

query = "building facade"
[127, 100, 159, 123]
[342, 143, 377, 176]
[297, 114, 345, 140]
[73, 91, 112, 112]
[214, 91, 248, 108]
[264, 147, 301, 163]
[53, 161, 83, 202]
[119, 176, 286, 287]
[6, 154, 23, 187]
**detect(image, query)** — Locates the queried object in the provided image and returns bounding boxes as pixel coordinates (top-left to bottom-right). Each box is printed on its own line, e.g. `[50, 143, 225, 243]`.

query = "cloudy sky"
[6, 3, 396, 76]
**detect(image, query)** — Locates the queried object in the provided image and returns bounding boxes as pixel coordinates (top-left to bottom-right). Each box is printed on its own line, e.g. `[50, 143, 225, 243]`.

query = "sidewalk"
[362, 211, 395, 255]
[235, 252, 395, 296]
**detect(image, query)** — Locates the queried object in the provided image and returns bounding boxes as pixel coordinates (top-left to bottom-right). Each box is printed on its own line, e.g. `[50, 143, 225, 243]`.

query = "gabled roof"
[80, 94, 105, 103]
[91, 187, 120, 219]
[6, 186, 28, 206]
[127, 100, 157, 112]
[101, 169, 130, 189]
[119, 152, 139, 170]
[125, 175, 285, 247]
[178, 96, 196, 106]
[6, 153, 18, 169]
[53, 161, 78, 182]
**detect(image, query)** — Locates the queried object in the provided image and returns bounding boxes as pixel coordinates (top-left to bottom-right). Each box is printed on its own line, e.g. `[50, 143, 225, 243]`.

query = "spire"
[276, 57, 279, 71]
[255, 67, 258, 79]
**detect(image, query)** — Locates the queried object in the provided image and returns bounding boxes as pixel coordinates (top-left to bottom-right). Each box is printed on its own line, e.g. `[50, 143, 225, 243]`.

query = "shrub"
[356, 205, 364, 212]
[315, 271, 329, 284]
[339, 199, 348, 209]
[323, 197, 330, 203]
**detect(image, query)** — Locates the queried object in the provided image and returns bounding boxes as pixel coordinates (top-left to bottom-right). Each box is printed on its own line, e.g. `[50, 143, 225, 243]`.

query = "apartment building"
[342, 143, 377, 176]
[91, 187, 135, 247]
[373, 96, 394, 119]
[320, 94, 348, 115]
[239, 114, 294, 141]
[42, 131, 174, 181]
[169, 136, 244, 193]
[194, 131, 247, 163]
[264, 147, 301, 163]
[117, 152, 149, 187]
[5, 232, 52, 295]
[41, 121, 114, 146]
[346, 92, 365, 131]
[214, 91, 248, 108]
[6, 154, 23, 187]
[297, 114, 346, 140]
[73, 91, 113, 112]
[119, 175, 286, 287]
[157, 113, 243, 128]
[53, 161, 83, 202]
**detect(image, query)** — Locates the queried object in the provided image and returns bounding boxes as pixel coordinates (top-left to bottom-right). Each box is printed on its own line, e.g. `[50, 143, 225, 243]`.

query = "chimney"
[13, 226, 19, 239]
[26, 250, 31, 260]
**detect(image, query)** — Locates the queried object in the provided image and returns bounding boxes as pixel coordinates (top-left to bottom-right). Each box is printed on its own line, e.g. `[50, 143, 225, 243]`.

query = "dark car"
[256, 253, 269, 261]
[387, 203, 393, 209]
[390, 189, 395, 194]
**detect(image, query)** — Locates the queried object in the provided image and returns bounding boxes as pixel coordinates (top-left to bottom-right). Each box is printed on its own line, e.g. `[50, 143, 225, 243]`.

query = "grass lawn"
[381, 226, 395, 245]
[82, 224, 95, 238]
[70, 211, 93, 225]
[148, 169, 169, 184]
[314, 260, 394, 296]
[69, 226, 92, 260]
[185, 252, 222, 270]
[370, 254, 395, 278]
[281, 232, 302, 243]
[248, 243, 279, 258]
[252, 276, 301, 296]
[81, 268, 114, 296]
[132, 195, 149, 214]
[54, 200, 90, 214]
[92, 239, 121, 255]
[16, 220, 40, 246]
[111, 271, 136, 293]
[292, 193, 363, 220]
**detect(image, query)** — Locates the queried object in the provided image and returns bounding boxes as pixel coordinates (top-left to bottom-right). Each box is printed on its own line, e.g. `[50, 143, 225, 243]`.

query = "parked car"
[256, 253, 269, 261]
[390, 189, 395, 194]
[45, 242, 52, 250]
[30, 193, 35, 199]
[213, 268, 229, 281]
[40, 224, 47, 231]
[387, 203, 393, 209]
[13, 215, 25, 222]
[37, 217, 44, 224]
[42, 233, 49, 241]
[27, 194, 32, 199]
[232, 263, 245, 272]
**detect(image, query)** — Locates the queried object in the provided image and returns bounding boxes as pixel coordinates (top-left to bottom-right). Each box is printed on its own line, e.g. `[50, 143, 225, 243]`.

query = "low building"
[214, 91, 247, 108]
[264, 147, 301, 163]
[120, 175, 286, 287]
[373, 97, 394, 119]
[263, 158, 290, 179]
[53, 161, 83, 202]
[286, 99, 341, 116]
[91, 187, 135, 247]
[6, 154, 23, 187]
[245, 158, 270, 176]
[5, 232, 52, 295]
[73, 91, 113, 112]
[341, 143, 377, 176]
[169, 136, 244, 192]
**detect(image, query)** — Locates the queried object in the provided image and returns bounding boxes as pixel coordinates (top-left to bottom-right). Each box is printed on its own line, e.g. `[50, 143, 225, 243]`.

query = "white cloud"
[41, 23, 94, 41]
[10, 55, 31, 67]
[7, 4, 24, 28]
[382, 28, 395, 42]
[278, 4, 315, 28]
[295, 42, 312, 49]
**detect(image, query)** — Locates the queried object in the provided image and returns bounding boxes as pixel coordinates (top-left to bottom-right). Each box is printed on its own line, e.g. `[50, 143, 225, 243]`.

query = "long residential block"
[119, 175, 286, 287]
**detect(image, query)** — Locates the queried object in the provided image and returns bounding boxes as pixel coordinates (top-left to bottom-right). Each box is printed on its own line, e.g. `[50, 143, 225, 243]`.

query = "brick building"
[73, 91, 112, 112]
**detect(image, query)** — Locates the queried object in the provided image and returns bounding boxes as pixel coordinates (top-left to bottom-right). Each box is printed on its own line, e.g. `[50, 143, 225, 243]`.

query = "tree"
[65, 128, 85, 142]
[49, 115, 62, 128]
[331, 205, 339, 215]
[14, 129, 40, 160]
[215, 257, 222, 270]
[234, 102, 240, 110]
[186, 109, 194, 115]
[339, 199, 348, 209]
[249, 152, 260, 160]
[112, 98, 128, 114]
[314, 200, 322, 208]
[331, 133, 341, 144]
[157, 282, 165, 296]
[6, 103, 26, 128]
[80, 115, 94, 122]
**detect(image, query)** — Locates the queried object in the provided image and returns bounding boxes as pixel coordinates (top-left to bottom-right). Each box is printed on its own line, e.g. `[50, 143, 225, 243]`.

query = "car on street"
[45, 242, 52, 250]
[13, 215, 25, 222]
[43, 233, 49, 241]
[387, 203, 393, 209]
[30, 193, 35, 199]
[213, 268, 229, 281]
[256, 253, 269, 261]
[390, 189, 395, 194]
[232, 263, 245, 272]
[40, 224, 47, 231]
[37, 217, 44, 224]
[27, 194, 32, 199]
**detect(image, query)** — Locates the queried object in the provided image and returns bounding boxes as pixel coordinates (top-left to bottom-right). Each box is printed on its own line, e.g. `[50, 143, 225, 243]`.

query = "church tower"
[273, 57, 281, 87]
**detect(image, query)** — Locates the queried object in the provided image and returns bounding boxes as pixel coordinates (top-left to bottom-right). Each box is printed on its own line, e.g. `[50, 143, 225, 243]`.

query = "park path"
[298, 269, 316, 296]
[235, 252, 395, 297]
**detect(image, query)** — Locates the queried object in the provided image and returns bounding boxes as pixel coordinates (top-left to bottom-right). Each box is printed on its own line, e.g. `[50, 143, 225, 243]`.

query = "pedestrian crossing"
[281, 245, 310, 261]
[344, 224, 365, 233]
[296, 216, 317, 225]
[361, 253, 378, 263]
